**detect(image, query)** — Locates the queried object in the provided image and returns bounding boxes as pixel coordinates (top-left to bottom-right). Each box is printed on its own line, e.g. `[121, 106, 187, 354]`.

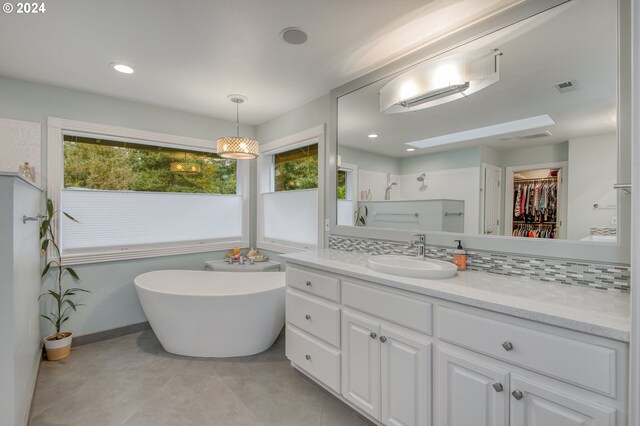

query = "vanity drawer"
[437, 307, 617, 396]
[286, 325, 341, 393]
[286, 290, 340, 347]
[342, 281, 432, 335]
[287, 266, 341, 303]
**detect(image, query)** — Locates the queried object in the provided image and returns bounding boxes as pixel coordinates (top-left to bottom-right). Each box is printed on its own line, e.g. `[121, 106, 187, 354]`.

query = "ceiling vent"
[516, 131, 552, 140]
[555, 80, 578, 93]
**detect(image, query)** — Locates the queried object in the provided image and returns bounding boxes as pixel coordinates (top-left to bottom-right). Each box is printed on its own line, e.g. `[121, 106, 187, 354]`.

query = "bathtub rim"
[134, 269, 285, 297]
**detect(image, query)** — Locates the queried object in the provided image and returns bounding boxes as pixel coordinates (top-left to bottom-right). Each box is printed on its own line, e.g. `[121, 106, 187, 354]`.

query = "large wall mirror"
[332, 0, 631, 261]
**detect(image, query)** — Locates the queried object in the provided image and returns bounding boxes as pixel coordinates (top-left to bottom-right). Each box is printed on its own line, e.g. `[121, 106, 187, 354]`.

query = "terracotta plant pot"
[44, 332, 73, 361]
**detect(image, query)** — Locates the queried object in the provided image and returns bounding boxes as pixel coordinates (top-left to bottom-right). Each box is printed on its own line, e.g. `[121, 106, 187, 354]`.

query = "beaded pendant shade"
[216, 95, 260, 159]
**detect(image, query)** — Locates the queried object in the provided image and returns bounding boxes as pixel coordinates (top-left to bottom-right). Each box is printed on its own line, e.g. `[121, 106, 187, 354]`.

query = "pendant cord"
[236, 102, 240, 137]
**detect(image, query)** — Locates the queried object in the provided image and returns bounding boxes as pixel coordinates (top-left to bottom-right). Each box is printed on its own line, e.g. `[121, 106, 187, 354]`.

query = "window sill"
[61, 240, 249, 265]
[257, 240, 315, 254]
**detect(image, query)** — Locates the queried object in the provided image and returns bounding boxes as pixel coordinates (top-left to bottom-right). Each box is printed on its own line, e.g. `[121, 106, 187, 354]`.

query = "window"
[63, 135, 236, 194]
[274, 144, 318, 191]
[337, 170, 347, 200]
[47, 118, 249, 264]
[336, 163, 358, 226]
[257, 127, 324, 252]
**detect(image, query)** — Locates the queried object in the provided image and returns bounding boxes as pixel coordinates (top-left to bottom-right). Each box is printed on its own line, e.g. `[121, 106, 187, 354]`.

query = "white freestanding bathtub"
[134, 270, 285, 357]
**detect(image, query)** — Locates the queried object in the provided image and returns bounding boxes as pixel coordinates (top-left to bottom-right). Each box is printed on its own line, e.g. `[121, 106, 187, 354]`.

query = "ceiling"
[337, 0, 618, 158]
[0, 0, 519, 125]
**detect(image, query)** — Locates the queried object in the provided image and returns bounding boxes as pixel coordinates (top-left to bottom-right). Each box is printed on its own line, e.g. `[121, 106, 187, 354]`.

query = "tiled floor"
[29, 330, 373, 426]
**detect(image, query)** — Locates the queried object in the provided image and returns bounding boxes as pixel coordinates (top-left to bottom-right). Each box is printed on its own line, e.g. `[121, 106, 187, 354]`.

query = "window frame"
[256, 125, 325, 253]
[47, 117, 250, 265]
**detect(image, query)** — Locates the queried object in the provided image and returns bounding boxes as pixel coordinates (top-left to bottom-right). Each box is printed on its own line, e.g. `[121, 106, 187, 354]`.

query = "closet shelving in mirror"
[512, 175, 558, 239]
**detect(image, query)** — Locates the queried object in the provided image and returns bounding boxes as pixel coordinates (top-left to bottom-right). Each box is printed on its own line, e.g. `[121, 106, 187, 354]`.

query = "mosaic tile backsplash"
[329, 235, 630, 292]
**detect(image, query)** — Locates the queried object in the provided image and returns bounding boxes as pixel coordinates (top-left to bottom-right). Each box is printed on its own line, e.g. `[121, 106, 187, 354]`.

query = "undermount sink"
[366, 255, 458, 279]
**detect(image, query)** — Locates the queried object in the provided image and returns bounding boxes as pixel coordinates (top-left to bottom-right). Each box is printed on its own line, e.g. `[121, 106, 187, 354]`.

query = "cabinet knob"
[511, 390, 523, 400]
[492, 383, 504, 392]
[305, 354, 311, 360]
[305, 280, 311, 286]
[502, 341, 514, 351]
[379, 336, 387, 343]
[370, 332, 377, 339]
[305, 314, 311, 320]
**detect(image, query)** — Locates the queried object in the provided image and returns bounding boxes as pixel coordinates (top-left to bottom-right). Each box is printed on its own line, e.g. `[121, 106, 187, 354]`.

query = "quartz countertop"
[281, 249, 630, 342]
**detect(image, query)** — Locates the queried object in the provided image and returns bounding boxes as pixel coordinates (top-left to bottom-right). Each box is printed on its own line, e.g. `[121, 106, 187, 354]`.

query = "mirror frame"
[326, 0, 631, 264]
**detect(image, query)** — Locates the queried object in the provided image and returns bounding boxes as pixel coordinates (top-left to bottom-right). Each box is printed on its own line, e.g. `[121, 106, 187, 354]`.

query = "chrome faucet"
[384, 172, 397, 200]
[410, 234, 426, 260]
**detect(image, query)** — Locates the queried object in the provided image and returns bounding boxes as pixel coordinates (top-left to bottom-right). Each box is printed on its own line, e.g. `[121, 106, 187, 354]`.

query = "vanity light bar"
[399, 82, 470, 108]
[380, 49, 500, 114]
[406, 114, 556, 149]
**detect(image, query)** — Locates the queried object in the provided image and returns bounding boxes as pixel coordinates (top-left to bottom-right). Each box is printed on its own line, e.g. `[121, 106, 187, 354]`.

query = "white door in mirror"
[366, 255, 458, 279]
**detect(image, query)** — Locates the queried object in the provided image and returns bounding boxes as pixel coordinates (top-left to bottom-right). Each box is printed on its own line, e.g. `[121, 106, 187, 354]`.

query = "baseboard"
[73, 322, 151, 347]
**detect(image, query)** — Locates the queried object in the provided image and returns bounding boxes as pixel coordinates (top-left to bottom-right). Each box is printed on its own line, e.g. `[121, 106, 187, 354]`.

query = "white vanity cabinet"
[509, 375, 616, 426]
[283, 259, 628, 426]
[436, 306, 624, 426]
[285, 266, 343, 394]
[342, 310, 431, 425]
[437, 349, 510, 426]
[437, 348, 617, 426]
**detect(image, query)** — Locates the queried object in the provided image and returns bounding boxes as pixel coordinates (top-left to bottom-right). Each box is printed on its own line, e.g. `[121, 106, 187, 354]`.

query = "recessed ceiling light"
[110, 63, 135, 74]
[368, 134, 378, 139]
[406, 148, 416, 152]
[280, 27, 308, 45]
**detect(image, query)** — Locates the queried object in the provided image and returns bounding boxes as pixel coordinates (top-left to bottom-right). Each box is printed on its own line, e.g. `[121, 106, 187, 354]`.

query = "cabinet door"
[437, 349, 509, 426]
[342, 311, 381, 419]
[510, 375, 616, 426]
[380, 325, 431, 426]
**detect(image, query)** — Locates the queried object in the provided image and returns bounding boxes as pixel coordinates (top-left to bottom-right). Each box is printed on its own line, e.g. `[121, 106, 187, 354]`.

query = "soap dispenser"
[453, 240, 467, 271]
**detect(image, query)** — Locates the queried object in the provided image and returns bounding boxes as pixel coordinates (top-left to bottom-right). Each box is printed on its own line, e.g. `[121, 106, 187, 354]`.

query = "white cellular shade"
[61, 189, 242, 251]
[337, 199, 354, 226]
[262, 189, 317, 248]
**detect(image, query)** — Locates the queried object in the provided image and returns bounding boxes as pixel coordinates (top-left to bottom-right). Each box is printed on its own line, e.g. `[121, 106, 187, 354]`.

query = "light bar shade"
[216, 136, 260, 159]
[380, 49, 501, 114]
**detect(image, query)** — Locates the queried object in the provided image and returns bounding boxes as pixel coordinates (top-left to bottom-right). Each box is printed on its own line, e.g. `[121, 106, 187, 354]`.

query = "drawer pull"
[305, 354, 311, 361]
[305, 314, 311, 320]
[492, 383, 504, 392]
[502, 341, 514, 351]
[306, 280, 312, 286]
[370, 332, 377, 339]
[379, 336, 387, 343]
[511, 390, 523, 400]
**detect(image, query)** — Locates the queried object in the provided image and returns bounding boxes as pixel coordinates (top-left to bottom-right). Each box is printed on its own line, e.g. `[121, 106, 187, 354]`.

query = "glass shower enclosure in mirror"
[336, 0, 620, 242]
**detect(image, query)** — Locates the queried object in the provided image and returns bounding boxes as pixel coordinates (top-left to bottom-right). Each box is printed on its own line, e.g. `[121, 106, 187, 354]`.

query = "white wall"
[567, 133, 618, 240]
[500, 143, 568, 167]
[255, 95, 329, 144]
[0, 176, 42, 426]
[399, 168, 480, 234]
[358, 170, 400, 201]
[0, 76, 252, 339]
[0, 118, 41, 187]
[339, 145, 401, 174]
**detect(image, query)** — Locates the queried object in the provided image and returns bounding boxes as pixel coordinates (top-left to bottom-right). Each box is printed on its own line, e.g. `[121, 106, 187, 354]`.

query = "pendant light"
[216, 94, 259, 159]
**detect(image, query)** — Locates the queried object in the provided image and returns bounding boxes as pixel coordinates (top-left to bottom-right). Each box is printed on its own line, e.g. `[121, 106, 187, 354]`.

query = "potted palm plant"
[40, 198, 89, 361]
